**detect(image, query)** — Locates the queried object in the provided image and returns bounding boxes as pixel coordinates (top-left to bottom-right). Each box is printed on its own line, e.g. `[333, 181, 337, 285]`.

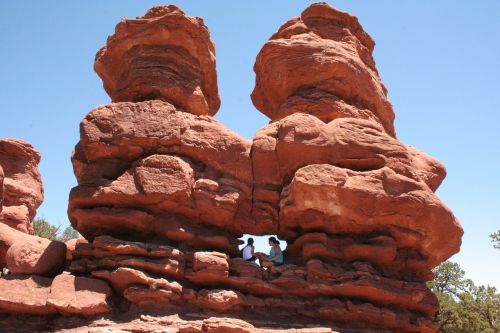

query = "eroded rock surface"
[1, 3, 462, 333]
[0, 139, 43, 233]
[0, 275, 56, 315]
[63, 3, 462, 332]
[0, 222, 66, 275]
[251, 3, 395, 137]
[69, 100, 253, 250]
[47, 274, 112, 315]
[0, 273, 112, 317]
[68, 235, 439, 332]
[5, 234, 66, 276]
[95, 5, 220, 116]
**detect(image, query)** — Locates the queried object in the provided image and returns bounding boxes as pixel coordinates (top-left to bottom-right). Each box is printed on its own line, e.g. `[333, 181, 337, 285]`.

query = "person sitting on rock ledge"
[256, 237, 284, 269]
[241, 237, 256, 262]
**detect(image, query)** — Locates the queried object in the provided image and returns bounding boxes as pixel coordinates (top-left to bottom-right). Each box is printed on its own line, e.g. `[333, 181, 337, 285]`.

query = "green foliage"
[428, 261, 473, 297]
[429, 261, 500, 332]
[32, 217, 79, 242]
[33, 217, 60, 240]
[491, 230, 500, 250]
[58, 226, 80, 242]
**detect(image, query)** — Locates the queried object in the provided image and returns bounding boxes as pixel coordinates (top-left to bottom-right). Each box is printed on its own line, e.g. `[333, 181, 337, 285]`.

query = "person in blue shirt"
[256, 236, 284, 268]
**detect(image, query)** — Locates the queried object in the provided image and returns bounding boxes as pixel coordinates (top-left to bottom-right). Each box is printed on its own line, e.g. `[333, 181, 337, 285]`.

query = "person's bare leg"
[256, 254, 265, 267]
[261, 260, 272, 280]
[255, 253, 264, 267]
[262, 260, 272, 268]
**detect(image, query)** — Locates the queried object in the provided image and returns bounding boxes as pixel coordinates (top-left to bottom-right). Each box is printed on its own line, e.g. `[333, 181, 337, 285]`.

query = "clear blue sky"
[1, 1, 498, 288]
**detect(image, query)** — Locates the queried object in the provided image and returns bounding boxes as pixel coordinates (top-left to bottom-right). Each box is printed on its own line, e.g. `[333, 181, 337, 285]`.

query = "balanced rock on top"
[251, 3, 396, 137]
[94, 5, 220, 116]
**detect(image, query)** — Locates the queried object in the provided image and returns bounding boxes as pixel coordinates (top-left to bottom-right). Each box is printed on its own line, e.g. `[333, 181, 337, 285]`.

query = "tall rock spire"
[252, 2, 396, 137]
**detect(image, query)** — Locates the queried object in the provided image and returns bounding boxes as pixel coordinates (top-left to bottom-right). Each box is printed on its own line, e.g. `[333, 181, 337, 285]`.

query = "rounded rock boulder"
[6, 236, 66, 276]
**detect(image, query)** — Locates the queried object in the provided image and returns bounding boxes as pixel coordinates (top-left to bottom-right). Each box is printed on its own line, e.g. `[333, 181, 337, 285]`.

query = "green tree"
[58, 226, 80, 242]
[491, 230, 500, 250]
[429, 261, 500, 333]
[429, 261, 473, 297]
[32, 217, 60, 240]
[32, 217, 79, 242]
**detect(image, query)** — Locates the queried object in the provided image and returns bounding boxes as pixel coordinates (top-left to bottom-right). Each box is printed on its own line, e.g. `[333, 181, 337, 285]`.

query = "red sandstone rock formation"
[0, 273, 112, 316]
[0, 222, 66, 276]
[0, 165, 4, 212]
[94, 5, 220, 116]
[0, 139, 67, 276]
[47, 273, 112, 315]
[0, 3, 463, 333]
[69, 100, 253, 248]
[0, 275, 56, 315]
[0, 139, 43, 233]
[251, 3, 395, 137]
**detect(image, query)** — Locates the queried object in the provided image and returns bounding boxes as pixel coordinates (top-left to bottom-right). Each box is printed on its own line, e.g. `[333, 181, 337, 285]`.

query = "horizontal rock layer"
[0, 138, 43, 233]
[64, 94, 462, 332]
[68, 235, 438, 332]
[0, 313, 340, 332]
[251, 3, 395, 137]
[0, 273, 111, 316]
[95, 5, 220, 116]
[68, 101, 459, 273]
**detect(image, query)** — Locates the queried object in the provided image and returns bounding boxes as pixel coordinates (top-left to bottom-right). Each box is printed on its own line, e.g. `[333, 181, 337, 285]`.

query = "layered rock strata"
[251, 3, 396, 137]
[0, 139, 43, 233]
[62, 3, 462, 333]
[247, 5, 462, 332]
[0, 273, 112, 316]
[70, 235, 440, 332]
[69, 100, 253, 250]
[0, 139, 106, 317]
[0, 139, 68, 276]
[94, 5, 220, 116]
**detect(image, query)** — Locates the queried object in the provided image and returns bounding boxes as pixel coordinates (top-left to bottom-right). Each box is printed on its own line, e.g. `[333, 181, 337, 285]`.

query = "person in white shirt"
[242, 237, 256, 262]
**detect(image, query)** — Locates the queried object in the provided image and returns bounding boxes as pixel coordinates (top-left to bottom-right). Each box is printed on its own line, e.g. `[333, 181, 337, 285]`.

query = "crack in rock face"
[0, 3, 463, 333]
